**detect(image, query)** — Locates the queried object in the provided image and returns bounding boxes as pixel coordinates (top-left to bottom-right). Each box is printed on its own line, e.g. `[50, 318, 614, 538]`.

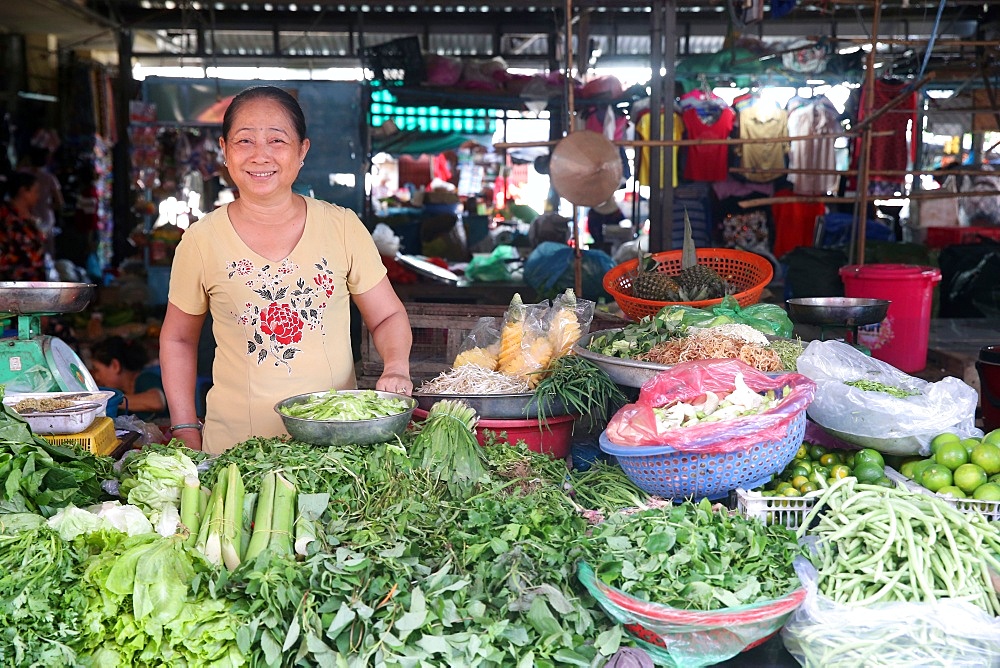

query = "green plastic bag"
[660, 296, 793, 339]
[465, 245, 519, 282]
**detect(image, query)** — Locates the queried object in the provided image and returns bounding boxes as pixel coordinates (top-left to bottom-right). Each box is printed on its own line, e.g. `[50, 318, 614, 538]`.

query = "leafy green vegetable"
[411, 400, 488, 499]
[583, 499, 804, 611]
[587, 308, 687, 358]
[120, 449, 199, 533]
[0, 439, 113, 517]
[844, 379, 920, 398]
[279, 389, 410, 421]
[532, 355, 627, 427]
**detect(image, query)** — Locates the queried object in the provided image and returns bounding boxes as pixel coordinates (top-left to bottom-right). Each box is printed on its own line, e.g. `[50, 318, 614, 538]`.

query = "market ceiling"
[3, 0, 997, 80]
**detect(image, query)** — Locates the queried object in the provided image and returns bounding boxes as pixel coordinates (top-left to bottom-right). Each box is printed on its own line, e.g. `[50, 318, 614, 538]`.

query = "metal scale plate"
[0, 282, 99, 393]
[786, 297, 891, 348]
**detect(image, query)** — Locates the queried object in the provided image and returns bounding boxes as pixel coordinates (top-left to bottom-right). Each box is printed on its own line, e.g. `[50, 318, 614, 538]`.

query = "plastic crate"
[924, 226, 1000, 249]
[43, 416, 119, 456]
[361, 36, 425, 87]
[883, 467, 1000, 522]
[735, 466, 905, 530]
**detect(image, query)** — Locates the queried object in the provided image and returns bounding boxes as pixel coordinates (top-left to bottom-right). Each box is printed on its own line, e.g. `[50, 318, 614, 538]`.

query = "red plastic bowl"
[413, 409, 575, 459]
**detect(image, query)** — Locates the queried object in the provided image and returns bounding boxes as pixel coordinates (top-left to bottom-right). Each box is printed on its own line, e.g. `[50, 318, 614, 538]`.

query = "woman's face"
[90, 359, 122, 390]
[220, 98, 310, 203]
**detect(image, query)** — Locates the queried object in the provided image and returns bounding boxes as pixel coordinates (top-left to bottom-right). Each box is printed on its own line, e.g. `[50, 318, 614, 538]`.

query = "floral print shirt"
[0, 205, 46, 281]
[168, 198, 386, 453]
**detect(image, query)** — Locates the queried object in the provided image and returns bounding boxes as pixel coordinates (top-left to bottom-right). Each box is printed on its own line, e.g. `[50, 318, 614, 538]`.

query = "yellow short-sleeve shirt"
[168, 197, 387, 453]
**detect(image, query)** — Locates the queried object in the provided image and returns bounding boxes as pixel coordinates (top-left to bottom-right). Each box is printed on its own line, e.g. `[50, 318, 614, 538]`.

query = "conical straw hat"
[548, 130, 622, 207]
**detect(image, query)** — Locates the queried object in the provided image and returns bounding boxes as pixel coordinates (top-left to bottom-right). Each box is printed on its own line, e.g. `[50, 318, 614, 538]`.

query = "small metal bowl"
[274, 390, 417, 446]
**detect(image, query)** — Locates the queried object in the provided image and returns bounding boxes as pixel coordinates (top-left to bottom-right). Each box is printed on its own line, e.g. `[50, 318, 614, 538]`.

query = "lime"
[960, 438, 982, 455]
[788, 464, 811, 479]
[853, 462, 885, 484]
[935, 442, 969, 471]
[819, 452, 842, 467]
[844, 452, 856, 469]
[920, 464, 953, 492]
[791, 475, 809, 490]
[899, 460, 919, 480]
[930, 432, 961, 454]
[972, 482, 1000, 502]
[830, 464, 851, 480]
[775, 481, 793, 493]
[954, 464, 988, 494]
[905, 458, 935, 482]
[855, 449, 885, 469]
[782, 487, 803, 497]
[874, 477, 893, 488]
[970, 442, 1000, 476]
[799, 482, 818, 494]
[984, 429, 1000, 446]
[937, 485, 966, 498]
[808, 444, 827, 461]
[990, 473, 1000, 485]
[795, 444, 809, 460]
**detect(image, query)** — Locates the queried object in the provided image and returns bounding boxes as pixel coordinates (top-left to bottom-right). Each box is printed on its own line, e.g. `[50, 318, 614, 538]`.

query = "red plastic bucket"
[978, 345, 1000, 432]
[839, 264, 941, 373]
[412, 409, 575, 459]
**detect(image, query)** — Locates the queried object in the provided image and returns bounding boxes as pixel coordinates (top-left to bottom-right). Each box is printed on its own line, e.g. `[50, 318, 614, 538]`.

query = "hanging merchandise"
[787, 96, 841, 196]
[635, 108, 682, 189]
[852, 78, 917, 194]
[736, 94, 789, 183]
[770, 190, 826, 259]
[680, 91, 735, 183]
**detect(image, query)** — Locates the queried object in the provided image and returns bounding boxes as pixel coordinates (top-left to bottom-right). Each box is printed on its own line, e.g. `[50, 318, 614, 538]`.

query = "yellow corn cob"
[548, 288, 582, 357]
[454, 346, 498, 371]
[498, 293, 526, 376]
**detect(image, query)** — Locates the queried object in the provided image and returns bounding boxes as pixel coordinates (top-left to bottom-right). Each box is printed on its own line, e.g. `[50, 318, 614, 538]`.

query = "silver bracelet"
[170, 422, 203, 432]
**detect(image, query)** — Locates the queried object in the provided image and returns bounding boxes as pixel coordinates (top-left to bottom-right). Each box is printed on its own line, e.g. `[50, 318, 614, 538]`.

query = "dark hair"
[3, 171, 37, 202]
[222, 86, 307, 142]
[90, 336, 149, 372]
[27, 146, 50, 168]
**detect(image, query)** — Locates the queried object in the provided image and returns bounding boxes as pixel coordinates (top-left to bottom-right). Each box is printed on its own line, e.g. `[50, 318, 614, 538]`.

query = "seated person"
[88, 336, 168, 422]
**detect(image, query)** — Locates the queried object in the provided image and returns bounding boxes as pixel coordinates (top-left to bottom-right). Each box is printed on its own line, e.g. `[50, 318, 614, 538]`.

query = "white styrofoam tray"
[4, 390, 117, 417]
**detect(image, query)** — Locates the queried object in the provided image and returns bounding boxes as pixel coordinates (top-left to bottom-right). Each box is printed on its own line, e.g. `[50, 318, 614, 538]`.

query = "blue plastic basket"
[599, 410, 807, 500]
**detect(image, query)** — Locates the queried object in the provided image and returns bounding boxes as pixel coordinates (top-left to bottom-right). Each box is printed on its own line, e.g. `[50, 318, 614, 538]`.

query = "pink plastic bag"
[604, 359, 816, 452]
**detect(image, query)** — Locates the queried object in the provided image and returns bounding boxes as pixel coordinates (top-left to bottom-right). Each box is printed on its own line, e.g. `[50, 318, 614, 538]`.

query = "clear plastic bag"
[453, 317, 501, 370]
[795, 340, 981, 456]
[547, 289, 596, 358]
[781, 557, 1000, 668]
[663, 296, 794, 338]
[603, 359, 816, 451]
[579, 561, 806, 668]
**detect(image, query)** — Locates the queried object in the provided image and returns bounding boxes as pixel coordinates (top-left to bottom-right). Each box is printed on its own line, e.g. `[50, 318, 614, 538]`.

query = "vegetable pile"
[278, 389, 410, 421]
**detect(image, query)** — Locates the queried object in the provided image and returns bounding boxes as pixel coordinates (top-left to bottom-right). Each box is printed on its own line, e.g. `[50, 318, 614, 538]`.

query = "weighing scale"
[786, 297, 891, 353]
[0, 282, 100, 393]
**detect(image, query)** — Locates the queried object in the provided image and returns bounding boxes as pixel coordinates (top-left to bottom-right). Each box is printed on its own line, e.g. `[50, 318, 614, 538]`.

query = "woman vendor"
[159, 86, 413, 454]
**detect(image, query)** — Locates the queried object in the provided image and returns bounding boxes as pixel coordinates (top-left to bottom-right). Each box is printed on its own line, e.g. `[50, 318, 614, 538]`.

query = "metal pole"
[854, 0, 883, 266]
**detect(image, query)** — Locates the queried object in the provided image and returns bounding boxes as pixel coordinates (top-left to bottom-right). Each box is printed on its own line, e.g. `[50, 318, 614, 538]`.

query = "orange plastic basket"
[603, 248, 774, 321]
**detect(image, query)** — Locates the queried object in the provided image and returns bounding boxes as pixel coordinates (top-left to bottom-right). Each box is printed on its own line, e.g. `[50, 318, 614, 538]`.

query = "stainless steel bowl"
[0, 282, 96, 315]
[274, 390, 417, 446]
[572, 328, 672, 388]
[786, 297, 890, 328]
[412, 392, 568, 419]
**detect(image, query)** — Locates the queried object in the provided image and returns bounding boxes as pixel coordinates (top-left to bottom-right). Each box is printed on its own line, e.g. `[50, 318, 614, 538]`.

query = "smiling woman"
[158, 85, 414, 455]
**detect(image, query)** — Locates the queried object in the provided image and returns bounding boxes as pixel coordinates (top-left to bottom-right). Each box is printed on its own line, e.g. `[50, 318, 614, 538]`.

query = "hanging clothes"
[787, 96, 841, 195]
[636, 109, 682, 188]
[771, 189, 826, 259]
[853, 77, 917, 193]
[682, 105, 735, 182]
[737, 98, 789, 183]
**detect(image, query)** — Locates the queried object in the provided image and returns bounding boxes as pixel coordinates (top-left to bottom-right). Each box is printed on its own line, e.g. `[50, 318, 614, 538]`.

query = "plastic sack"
[115, 414, 167, 446]
[795, 340, 981, 456]
[658, 296, 793, 338]
[579, 561, 806, 668]
[781, 557, 1000, 668]
[604, 359, 816, 451]
[465, 245, 518, 282]
[371, 222, 401, 257]
[547, 289, 596, 357]
[452, 317, 501, 370]
[523, 241, 616, 302]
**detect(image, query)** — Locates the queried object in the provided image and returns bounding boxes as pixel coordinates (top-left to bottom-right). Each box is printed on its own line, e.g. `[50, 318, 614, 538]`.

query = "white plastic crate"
[883, 467, 1000, 522]
[735, 467, 906, 530]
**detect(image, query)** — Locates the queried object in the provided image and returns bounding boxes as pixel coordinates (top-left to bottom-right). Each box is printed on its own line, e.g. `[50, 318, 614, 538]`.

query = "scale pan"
[786, 297, 890, 327]
[0, 282, 96, 316]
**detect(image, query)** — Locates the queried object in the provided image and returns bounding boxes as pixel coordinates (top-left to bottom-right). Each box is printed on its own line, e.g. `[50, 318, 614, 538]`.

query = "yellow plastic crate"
[43, 417, 119, 456]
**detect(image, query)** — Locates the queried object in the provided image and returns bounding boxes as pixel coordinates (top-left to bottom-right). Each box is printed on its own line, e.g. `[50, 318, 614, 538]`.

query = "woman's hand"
[171, 428, 203, 451]
[376, 371, 413, 396]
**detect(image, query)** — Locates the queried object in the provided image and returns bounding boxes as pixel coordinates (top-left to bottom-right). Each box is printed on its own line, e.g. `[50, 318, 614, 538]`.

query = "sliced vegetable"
[279, 389, 409, 421]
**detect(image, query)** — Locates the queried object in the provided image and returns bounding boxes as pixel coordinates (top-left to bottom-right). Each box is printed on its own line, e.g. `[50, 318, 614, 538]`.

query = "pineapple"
[454, 346, 498, 371]
[498, 293, 526, 376]
[676, 211, 727, 301]
[548, 288, 582, 356]
[632, 252, 681, 302]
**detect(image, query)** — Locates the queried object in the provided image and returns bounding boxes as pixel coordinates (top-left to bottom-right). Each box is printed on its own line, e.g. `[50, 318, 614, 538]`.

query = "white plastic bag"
[781, 557, 1000, 668]
[796, 340, 981, 456]
[372, 222, 401, 257]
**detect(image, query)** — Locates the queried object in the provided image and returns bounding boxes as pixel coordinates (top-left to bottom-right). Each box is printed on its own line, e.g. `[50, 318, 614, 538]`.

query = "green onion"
[532, 354, 627, 427]
[220, 463, 245, 571]
[245, 471, 275, 561]
[180, 476, 202, 547]
[412, 399, 487, 500]
[844, 379, 920, 398]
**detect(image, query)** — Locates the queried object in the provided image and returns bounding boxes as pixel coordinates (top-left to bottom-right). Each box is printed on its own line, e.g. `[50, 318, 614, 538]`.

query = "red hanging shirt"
[682, 106, 735, 182]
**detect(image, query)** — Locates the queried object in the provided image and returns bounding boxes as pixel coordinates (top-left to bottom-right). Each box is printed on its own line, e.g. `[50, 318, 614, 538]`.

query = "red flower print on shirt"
[313, 273, 335, 297]
[260, 302, 304, 346]
[229, 256, 339, 370]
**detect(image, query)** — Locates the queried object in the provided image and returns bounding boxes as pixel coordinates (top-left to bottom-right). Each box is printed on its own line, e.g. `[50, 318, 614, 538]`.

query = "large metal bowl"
[786, 297, 890, 327]
[0, 282, 96, 315]
[412, 392, 568, 419]
[274, 390, 417, 446]
[572, 328, 672, 388]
